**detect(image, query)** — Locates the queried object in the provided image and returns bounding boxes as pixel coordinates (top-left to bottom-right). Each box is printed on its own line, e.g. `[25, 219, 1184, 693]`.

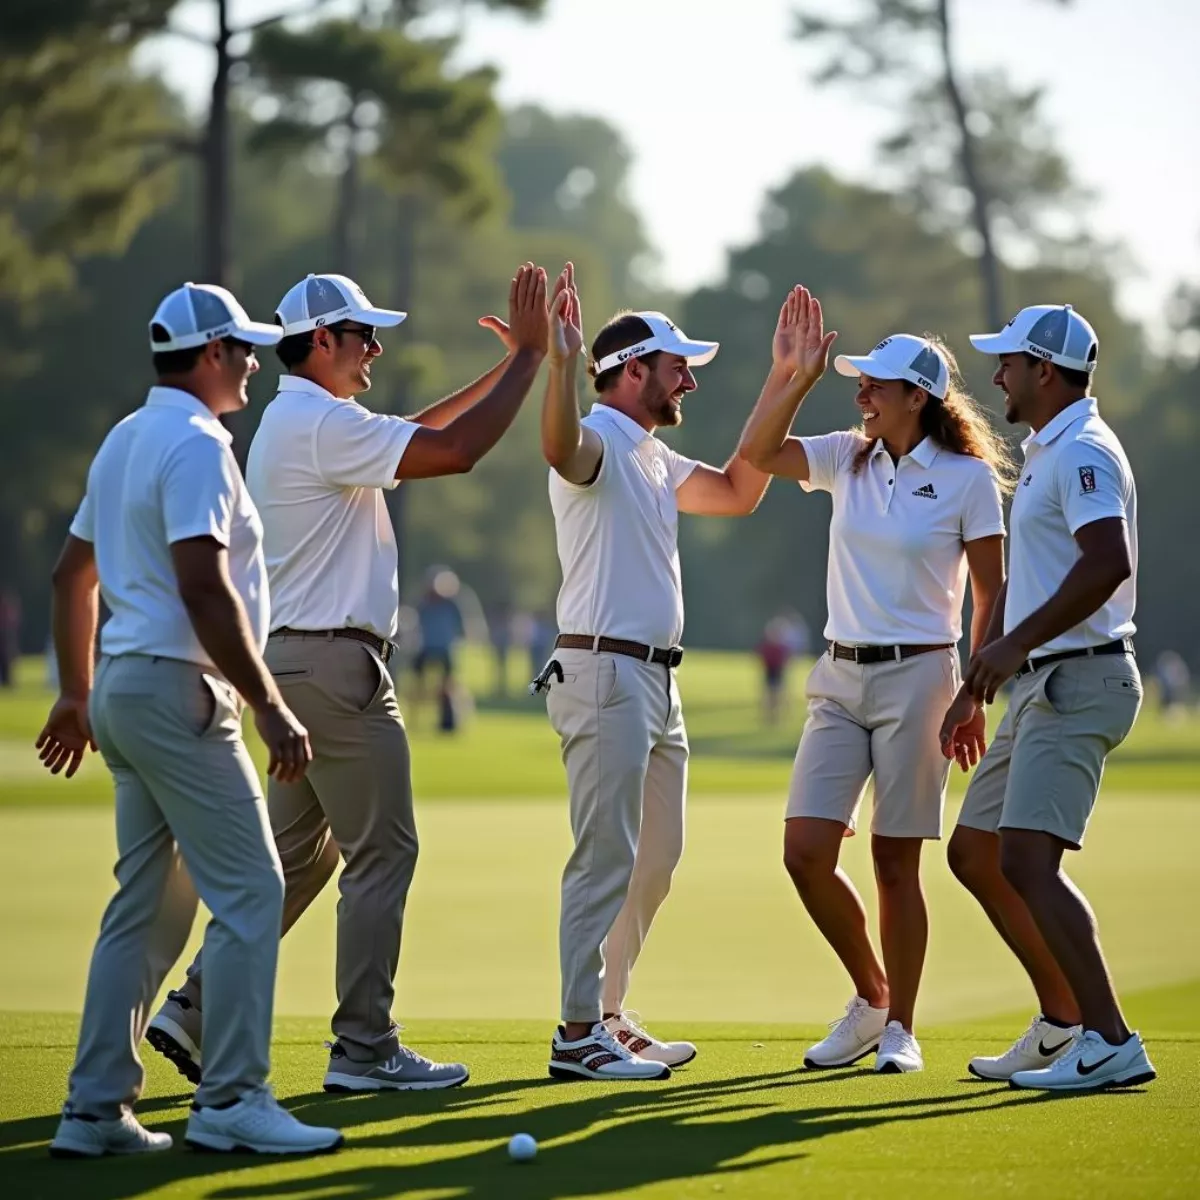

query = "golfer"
[741, 286, 1010, 1074]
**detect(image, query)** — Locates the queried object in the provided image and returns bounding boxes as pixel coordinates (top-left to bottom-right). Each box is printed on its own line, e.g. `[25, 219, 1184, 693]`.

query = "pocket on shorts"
[597, 655, 622, 709]
[1033, 663, 1078, 716]
[196, 673, 237, 737]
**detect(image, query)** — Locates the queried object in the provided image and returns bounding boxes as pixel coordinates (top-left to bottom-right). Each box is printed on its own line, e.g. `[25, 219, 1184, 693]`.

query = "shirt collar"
[590, 402, 655, 445]
[145, 386, 232, 445]
[1022, 397, 1098, 452]
[869, 435, 939, 467]
[275, 373, 341, 401]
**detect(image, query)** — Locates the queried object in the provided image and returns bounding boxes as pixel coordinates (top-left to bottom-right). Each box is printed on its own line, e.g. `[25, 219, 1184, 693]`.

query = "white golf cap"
[148, 282, 282, 352]
[969, 303, 1098, 373]
[275, 273, 407, 337]
[592, 311, 719, 375]
[834, 334, 950, 400]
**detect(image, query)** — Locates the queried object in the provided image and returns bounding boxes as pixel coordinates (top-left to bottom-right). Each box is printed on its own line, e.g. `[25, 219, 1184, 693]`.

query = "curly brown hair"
[851, 334, 1018, 495]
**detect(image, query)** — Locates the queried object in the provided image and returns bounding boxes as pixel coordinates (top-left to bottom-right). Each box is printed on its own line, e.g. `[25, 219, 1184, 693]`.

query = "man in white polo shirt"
[38, 283, 341, 1157]
[537, 265, 774, 1080]
[150, 265, 550, 1092]
[941, 303, 1154, 1092]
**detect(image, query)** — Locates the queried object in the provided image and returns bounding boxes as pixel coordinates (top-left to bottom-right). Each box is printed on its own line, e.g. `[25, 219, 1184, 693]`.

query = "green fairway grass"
[2, 990, 1198, 1199]
[3, 649, 1199, 805]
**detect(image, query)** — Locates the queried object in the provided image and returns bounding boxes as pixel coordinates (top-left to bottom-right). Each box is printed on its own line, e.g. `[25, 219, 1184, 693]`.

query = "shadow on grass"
[0, 1067, 1052, 1200]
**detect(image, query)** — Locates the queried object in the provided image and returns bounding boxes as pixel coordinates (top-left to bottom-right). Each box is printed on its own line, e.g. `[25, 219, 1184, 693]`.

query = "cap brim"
[358, 306, 407, 328]
[833, 353, 904, 381]
[968, 332, 1022, 355]
[675, 339, 719, 367]
[237, 321, 285, 346]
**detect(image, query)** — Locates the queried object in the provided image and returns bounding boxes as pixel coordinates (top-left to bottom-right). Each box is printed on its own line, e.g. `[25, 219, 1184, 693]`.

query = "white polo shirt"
[800, 432, 1006, 645]
[246, 375, 418, 640]
[550, 404, 698, 648]
[1006, 397, 1137, 654]
[69, 387, 268, 668]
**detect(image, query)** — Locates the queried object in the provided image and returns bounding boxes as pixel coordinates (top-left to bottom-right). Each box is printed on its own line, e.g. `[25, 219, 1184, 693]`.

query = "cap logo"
[617, 342, 651, 363]
[873, 337, 893, 353]
[1026, 343, 1053, 362]
[1027, 309, 1069, 354]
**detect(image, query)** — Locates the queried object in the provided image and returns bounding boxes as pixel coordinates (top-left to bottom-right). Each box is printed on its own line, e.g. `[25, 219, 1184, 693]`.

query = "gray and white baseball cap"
[834, 334, 950, 399]
[970, 304, 1098, 373]
[275, 273, 407, 337]
[148, 283, 282, 352]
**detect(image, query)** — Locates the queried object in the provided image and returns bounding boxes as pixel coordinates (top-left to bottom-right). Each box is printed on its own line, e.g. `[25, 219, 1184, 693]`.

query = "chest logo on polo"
[1078, 465, 1097, 494]
[911, 483, 938, 499]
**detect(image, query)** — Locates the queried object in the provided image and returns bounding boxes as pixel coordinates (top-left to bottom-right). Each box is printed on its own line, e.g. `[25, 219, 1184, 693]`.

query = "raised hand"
[477, 312, 517, 353]
[773, 285, 837, 383]
[549, 262, 584, 362]
[35, 695, 96, 779]
[507, 262, 550, 354]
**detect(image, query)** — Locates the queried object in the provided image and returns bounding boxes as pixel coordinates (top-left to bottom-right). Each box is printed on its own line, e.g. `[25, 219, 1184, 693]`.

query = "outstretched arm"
[541, 262, 603, 485]
[737, 286, 837, 481]
[407, 315, 518, 431]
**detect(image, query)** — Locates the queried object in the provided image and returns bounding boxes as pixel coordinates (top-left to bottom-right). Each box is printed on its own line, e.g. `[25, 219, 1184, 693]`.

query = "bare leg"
[999, 829, 1129, 1043]
[871, 835, 926, 1032]
[784, 817, 888, 1008]
[948, 826, 1080, 1025]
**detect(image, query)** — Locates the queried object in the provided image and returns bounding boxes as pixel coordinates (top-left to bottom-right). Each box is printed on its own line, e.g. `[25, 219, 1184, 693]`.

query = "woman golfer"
[740, 286, 1012, 1073]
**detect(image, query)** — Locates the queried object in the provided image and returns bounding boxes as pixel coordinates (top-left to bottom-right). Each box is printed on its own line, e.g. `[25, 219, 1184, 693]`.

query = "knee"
[783, 837, 832, 890]
[947, 830, 987, 889]
[999, 841, 1045, 898]
[872, 845, 917, 891]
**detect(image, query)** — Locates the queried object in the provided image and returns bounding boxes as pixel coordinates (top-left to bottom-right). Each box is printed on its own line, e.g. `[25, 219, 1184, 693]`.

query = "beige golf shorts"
[957, 653, 1142, 849]
[786, 647, 960, 839]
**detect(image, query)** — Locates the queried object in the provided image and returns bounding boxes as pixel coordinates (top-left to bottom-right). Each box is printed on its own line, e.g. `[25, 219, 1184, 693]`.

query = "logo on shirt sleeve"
[1078, 465, 1097, 494]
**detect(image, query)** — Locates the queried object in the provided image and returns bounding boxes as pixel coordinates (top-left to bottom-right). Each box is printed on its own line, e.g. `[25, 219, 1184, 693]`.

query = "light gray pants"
[547, 649, 688, 1024]
[178, 634, 416, 1063]
[67, 655, 283, 1118]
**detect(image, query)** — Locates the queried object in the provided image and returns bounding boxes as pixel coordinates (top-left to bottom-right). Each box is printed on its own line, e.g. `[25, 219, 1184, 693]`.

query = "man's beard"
[644, 377, 681, 427]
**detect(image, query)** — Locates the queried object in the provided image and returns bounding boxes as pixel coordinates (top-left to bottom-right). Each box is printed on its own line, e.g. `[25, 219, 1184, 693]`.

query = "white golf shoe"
[549, 1022, 671, 1081]
[1009, 1030, 1156, 1092]
[875, 1021, 924, 1073]
[186, 1087, 343, 1155]
[968, 1014, 1081, 1081]
[603, 1012, 697, 1067]
[803, 996, 888, 1069]
[49, 1110, 172, 1158]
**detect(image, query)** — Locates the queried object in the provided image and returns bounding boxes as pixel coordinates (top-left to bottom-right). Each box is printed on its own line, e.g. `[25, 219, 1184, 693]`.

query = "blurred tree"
[793, 0, 1078, 329]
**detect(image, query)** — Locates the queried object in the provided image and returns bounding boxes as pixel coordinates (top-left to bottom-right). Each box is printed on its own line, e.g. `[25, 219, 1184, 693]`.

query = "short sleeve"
[315, 402, 419, 490]
[161, 435, 241, 548]
[665, 444, 699, 491]
[69, 485, 95, 543]
[961, 465, 1006, 542]
[1056, 439, 1129, 535]
[798, 431, 862, 494]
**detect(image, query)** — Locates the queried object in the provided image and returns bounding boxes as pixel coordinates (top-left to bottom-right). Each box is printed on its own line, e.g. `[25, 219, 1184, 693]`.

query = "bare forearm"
[52, 579, 98, 700]
[409, 356, 511, 430]
[541, 354, 583, 464]
[970, 591, 999, 656]
[1007, 559, 1128, 656]
[738, 368, 818, 465]
[722, 453, 772, 515]
[441, 348, 544, 467]
[978, 579, 1007, 648]
[182, 586, 279, 712]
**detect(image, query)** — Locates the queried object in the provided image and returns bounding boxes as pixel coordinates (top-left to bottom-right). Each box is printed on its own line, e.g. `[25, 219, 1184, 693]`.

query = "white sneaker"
[803, 996, 889, 1069]
[549, 1022, 671, 1081]
[875, 1021, 923, 1073]
[604, 1012, 697, 1067]
[968, 1014, 1081, 1081]
[1010, 1029, 1156, 1092]
[49, 1110, 172, 1158]
[185, 1087, 344, 1155]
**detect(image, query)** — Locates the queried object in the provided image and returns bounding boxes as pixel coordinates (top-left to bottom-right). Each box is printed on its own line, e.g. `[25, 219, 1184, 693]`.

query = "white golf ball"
[508, 1133, 537, 1162]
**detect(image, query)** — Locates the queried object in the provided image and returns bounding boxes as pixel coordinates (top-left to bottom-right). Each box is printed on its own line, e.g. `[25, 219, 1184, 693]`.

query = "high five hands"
[549, 262, 583, 364]
[773, 285, 838, 383]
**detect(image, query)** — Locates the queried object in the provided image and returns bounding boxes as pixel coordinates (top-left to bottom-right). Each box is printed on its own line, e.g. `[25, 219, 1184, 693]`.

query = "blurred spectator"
[757, 616, 795, 726]
[780, 610, 812, 660]
[414, 568, 466, 732]
[1153, 650, 1192, 718]
[487, 603, 513, 698]
[0, 587, 19, 688]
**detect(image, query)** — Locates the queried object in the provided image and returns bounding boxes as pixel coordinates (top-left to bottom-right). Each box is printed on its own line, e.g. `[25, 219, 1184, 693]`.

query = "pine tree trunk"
[202, 0, 232, 285]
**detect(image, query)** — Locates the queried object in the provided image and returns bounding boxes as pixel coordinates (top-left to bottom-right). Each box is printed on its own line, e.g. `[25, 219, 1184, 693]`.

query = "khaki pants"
[68, 655, 283, 1118]
[547, 648, 688, 1024]
[179, 634, 416, 1062]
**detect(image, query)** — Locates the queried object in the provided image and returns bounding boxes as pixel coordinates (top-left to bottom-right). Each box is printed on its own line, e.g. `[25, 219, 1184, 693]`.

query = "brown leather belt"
[829, 641, 953, 665]
[555, 634, 684, 669]
[270, 626, 395, 664]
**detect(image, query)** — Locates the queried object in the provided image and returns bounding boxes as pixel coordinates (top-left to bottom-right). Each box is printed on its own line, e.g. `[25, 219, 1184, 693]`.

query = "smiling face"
[636, 352, 697, 428]
[854, 373, 925, 445]
[991, 352, 1045, 425]
[203, 337, 259, 414]
[312, 320, 382, 396]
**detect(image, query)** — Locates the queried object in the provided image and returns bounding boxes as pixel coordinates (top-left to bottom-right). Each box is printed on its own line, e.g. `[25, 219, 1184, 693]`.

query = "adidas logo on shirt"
[912, 483, 938, 499]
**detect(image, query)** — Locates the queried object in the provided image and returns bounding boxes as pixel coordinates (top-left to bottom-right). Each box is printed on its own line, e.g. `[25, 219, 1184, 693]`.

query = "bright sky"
[148, 0, 1200, 332]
